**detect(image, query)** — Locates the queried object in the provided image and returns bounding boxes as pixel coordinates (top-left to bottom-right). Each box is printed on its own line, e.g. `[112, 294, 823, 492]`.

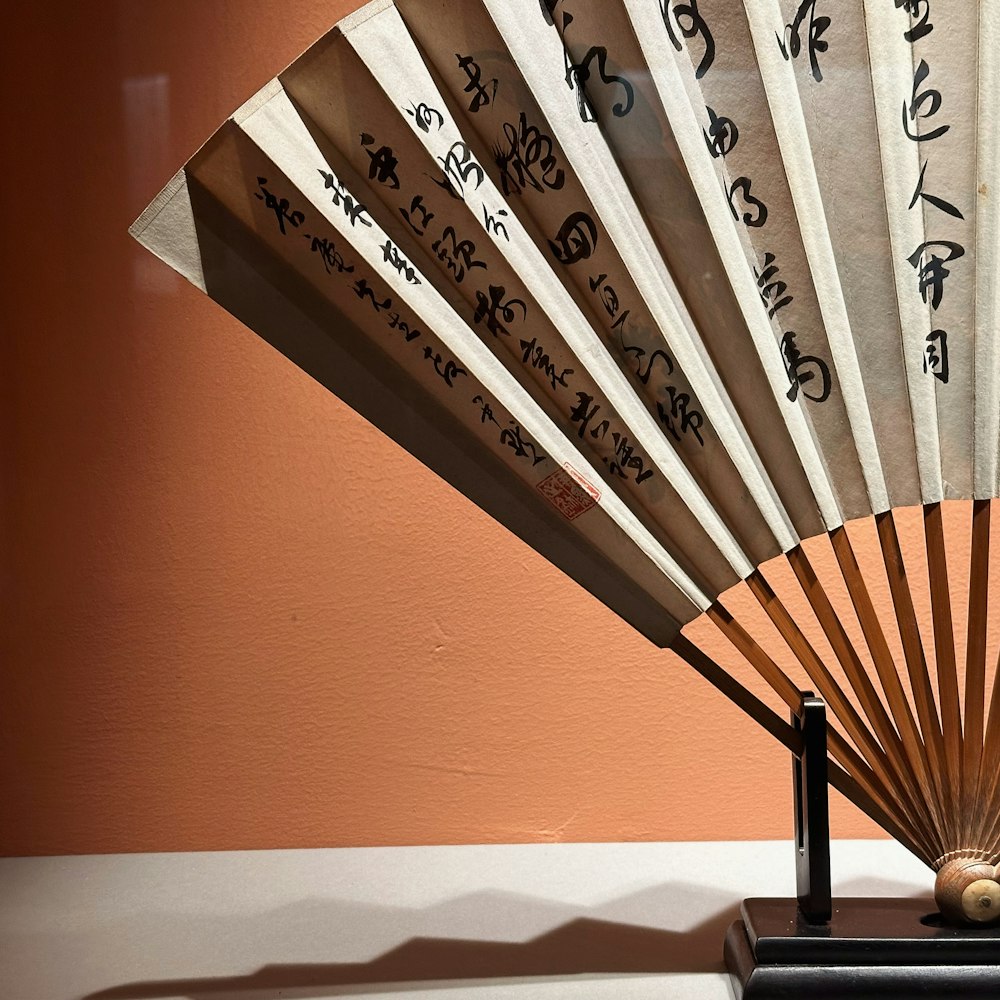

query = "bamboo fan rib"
[132, 0, 1000, 906]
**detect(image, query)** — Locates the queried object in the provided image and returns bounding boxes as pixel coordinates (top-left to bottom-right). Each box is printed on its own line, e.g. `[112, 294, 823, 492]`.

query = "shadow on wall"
[80, 881, 740, 999]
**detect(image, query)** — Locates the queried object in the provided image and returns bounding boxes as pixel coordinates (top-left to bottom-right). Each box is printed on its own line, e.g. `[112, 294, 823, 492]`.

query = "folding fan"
[131, 0, 1000, 923]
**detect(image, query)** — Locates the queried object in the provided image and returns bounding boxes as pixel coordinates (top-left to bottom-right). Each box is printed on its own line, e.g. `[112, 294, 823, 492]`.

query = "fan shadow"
[79, 881, 739, 1000]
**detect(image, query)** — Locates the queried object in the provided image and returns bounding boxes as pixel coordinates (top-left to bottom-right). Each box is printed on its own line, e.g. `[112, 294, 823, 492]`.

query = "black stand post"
[724, 693, 1000, 999]
[792, 693, 831, 925]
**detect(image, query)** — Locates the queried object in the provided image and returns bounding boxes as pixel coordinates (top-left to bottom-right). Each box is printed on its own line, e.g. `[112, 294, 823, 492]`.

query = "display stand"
[724, 693, 1000, 999]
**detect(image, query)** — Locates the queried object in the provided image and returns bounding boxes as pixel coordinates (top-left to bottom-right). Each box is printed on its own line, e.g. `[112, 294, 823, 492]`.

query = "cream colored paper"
[131, 0, 1000, 647]
[977, 5, 1000, 499]
[338, 2, 756, 584]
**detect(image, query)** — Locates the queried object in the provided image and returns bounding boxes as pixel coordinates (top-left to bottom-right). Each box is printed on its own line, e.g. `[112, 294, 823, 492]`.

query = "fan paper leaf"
[132, 0, 1000, 869]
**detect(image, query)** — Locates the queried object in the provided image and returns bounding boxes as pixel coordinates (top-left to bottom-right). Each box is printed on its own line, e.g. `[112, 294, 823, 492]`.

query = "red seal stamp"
[537, 465, 599, 521]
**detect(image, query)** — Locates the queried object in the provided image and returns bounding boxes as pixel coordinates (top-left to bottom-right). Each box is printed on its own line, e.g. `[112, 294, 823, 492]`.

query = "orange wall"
[7, 1, 984, 857]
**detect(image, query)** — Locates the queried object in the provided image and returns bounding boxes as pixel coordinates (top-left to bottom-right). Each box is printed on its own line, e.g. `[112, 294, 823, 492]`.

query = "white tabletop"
[0, 840, 931, 1000]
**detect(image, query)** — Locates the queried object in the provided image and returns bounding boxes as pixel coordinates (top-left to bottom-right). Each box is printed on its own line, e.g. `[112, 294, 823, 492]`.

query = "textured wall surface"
[6, 1, 994, 858]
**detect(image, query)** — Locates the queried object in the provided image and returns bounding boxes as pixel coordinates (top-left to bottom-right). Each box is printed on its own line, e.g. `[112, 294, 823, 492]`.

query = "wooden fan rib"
[708, 598, 895, 798]
[923, 503, 963, 844]
[717, 601, 939, 858]
[825, 728, 932, 858]
[828, 761, 933, 867]
[707, 598, 937, 858]
[872, 511, 952, 848]
[743, 566, 939, 850]
[874, 513, 946, 750]
[964, 499, 991, 840]
[669, 634, 800, 754]
[826, 525, 944, 829]
[774, 550, 944, 845]
[976, 645, 1000, 860]
[671, 632, 936, 861]
[708, 601, 879, 766]
[852, 511, 958, 843]
[704, 604, 802, 711]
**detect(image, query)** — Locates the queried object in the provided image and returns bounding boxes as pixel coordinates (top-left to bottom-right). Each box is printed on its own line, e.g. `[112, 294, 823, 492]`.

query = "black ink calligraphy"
[781, 331, 832, 403]
[907, 240, 964, 310]
[255, 178, 304, 235]
[903, 59, 950, 143]
[387, 312, 421, 342]
[435, 141, 484, 201]
[538, 0, 561, 25]
[923, 329, 948, 383]
[569, 392, 610, 441]
[474, 394, 500, 426]
[908, 160, 963, 219]
[399, 194, 435, 236]
[894, 0, 933, 43]
[607, 433, 654, 483]
[381, 240, 421, 285]
[360, 134, 400, 189]
[318, 169, 372, 228]
[431, 227, 486, 283]
[305, 234, 354, 274]
[658, 387, 705, 446]
[520, 337, 574, 391]
[404, 101, 444, 133]
[776, 0, 830, 83]
[456, 53, 497, 113]
[660, 0, 715, 80]
[422, 346, 466, 387]
[473, 285, 527, 337]
[353, 277, 392, 313]
[619, 338, 705, 446]
[704, 106, 739, 159]
[728, 177, 768, 228]
[483, 206, 510, 242]
[590, 273, 630, 333]
[548, 211, 598, 264]
[493, 112, 565, 196]
[624, 344, 674, 385]
[500, 422, 546, 466]
[569, 392, 653, 483]
[559, 13, 634, 123]
[754, 252, 793, 318]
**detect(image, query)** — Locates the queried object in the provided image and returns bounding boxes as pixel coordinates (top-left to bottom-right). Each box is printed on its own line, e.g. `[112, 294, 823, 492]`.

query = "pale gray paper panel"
[742, 1, 891, 517]
[623, 0, 845, 532]
[773, 0, 923, 509]
[904, 4, 978, 500]
[133, 126, 704, 643]
[371, 0, 780, 579]
[667, 0, 872, 523]
[534, 0, 824, 545]
[977, 6, 1000, 500]
[352, 2, 763, 588]
[476, 0, 810, 563]
[280, 15, 745, 596]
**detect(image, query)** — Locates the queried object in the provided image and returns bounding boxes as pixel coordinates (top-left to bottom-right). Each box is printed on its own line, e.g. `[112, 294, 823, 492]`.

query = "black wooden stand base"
[725, 896, 1000, 999]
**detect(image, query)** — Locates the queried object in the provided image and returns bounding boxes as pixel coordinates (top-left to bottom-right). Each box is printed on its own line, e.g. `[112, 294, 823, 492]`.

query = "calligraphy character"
[255, 177, 304, 235]
[456, 53, 497, 113]
[907, 240, 964, 310]
[549, 212, 599, 264]
[473, 285, 528, 337]
[923, 329, 949, 383]
[776, 0, 830, 83]
[902, 60, 949, 142]
[780, 331, 832, 403]
[661, 0, 715, 79]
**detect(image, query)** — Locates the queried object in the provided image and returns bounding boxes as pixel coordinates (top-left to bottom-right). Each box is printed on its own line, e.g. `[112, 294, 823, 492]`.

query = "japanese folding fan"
[131, 0, 1000, 920]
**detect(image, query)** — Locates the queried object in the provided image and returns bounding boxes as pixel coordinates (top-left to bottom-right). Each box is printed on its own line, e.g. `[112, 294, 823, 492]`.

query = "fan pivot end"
[934, 858, 1000, 925]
